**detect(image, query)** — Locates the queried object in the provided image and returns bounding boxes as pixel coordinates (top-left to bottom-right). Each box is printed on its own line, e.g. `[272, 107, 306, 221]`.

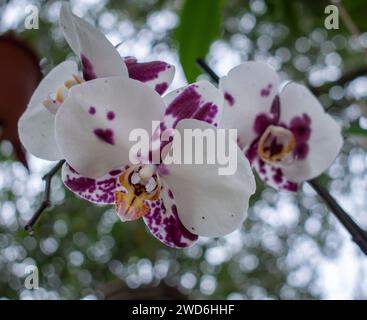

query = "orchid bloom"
[54, 76, 255, 248]
[219, 62, 343, 191]
[18, 3, 174, 161]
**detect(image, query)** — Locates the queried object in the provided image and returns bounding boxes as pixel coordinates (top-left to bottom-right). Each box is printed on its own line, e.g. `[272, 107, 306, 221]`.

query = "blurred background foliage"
[0, 0, 367, 299]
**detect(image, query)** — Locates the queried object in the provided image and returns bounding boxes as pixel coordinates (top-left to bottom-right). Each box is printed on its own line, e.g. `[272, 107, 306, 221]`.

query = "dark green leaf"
[175, 0, 222, 82]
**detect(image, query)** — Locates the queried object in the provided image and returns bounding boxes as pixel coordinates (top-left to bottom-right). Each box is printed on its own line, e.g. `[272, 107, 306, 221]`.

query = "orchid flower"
[54, 76, 255, 248]
[219, 62, 343, 191]
[18, 3, 174, 161]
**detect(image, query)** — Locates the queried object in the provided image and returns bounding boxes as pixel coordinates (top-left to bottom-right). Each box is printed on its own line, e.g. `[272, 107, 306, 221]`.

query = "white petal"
[279, 83, 343, 181]
[162, 81, 223, 130]
[59, 3, 127, 80]
[18, 61, 78, 160]
[162, 119, 256, 237]
[219, 62, 280, 148]
[55, 77, 165, 179]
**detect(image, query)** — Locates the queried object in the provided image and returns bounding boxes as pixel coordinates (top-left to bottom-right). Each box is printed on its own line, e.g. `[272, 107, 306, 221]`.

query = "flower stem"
[197, 58, 220, 83]
[308, 179, 367, 255]
[196, 58, 367, 256]
[25, 160, 65, 235]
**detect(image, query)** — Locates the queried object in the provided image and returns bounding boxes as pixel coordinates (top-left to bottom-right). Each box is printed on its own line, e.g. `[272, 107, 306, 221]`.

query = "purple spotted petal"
[253, 113, 275, 136]
[163, 82, 222, 130]
[143, 180, 198, 248]
[62, 163, 123, 204]
[244, 139, 260, 165]
[124, 56, 174, 95]
[81, 54, 97, 81]
[270, 95, 281, 122]
[253, 95, 281, 135]
[289, 113, 311, 160]
[289, 113, 311, 142]
[253, 157, 298, 192]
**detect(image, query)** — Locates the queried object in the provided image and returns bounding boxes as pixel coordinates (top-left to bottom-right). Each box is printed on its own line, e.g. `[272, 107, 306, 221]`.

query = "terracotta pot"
[0, 32, 42, 167]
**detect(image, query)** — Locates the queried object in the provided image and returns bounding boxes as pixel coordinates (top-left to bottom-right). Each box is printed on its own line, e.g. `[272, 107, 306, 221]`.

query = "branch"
[197, 58, 220, 83]
[308, 179, 367, 255]
[196, 58, 367, 256]
[25, 160, 65, 235]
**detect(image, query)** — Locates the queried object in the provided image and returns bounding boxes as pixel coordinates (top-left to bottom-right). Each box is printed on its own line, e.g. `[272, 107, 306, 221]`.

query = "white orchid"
[18, 3, 175, 161]
[17, 3, 256, 248]
[54, 77, 255, 248]
[219, 62, 343, 191]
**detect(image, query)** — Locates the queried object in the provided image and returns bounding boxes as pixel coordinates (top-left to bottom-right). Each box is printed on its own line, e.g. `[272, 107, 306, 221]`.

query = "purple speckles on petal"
[107, 111, 115, 121]
[251, 95, 280, 140]
[81, 54, 97, 81]
[273, 168, 283, 184]
[254, 113, 275, 135]
[258, 159, 266, 175]
[289, 113, 311, 160]
[245, 140, 259, 165]
[109, 169, 122, 176]
[260, 83, 273, 97]
[157, 164, 170, 176]
[94, 128, 114, 145]
[124, 57, 170, 82]
[65, 176, 96, 193]
[165, 85, 218, 128]
[89, 106, 96, 115]
[193, 102, 218, 124]
[253, 158, 298, 192]
[290, 113, 311, 142]
[155, 82, 168, 95]
[143, 183, 198, 248]
[284, 181, 298, 192]
[270, 95, 281, 122]
[63, 164, 118, 204]
[293, 142, 309, 160]
[224, 92, 235, 106]
[253, 95, 281, 135]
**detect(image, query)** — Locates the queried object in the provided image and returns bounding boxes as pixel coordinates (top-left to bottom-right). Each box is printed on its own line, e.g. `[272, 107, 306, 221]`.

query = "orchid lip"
[115, 165, 161, 222]
[257, 125, 296, 165]
[43, 74, 83, 114]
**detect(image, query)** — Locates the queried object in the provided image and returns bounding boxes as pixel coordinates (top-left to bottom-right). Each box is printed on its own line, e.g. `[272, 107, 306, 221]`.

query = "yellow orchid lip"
[258, 125, 296, 163]
[43, 74, 83, 114]
[115, 166, 161, 222]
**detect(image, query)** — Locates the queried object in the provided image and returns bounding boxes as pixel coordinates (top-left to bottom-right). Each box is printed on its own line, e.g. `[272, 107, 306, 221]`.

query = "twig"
[308, 179, 367, 255]
[25, 160, 65, 235]
[196, 58, 367, 256]
[197, 58, 220, 83]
